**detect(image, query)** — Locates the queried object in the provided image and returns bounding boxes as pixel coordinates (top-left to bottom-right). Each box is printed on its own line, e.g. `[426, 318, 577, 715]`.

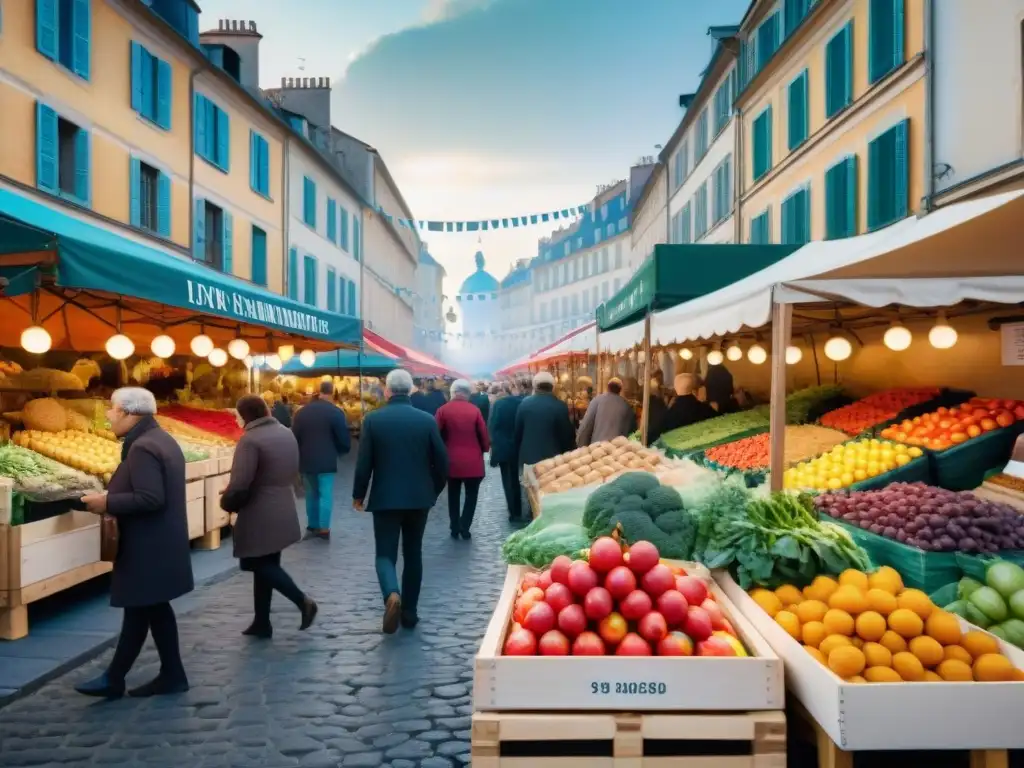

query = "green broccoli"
[501, 523, 591, 568]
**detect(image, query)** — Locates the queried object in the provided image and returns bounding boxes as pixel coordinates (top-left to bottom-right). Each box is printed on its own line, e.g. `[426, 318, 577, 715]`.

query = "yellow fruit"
[865, 588, 898, 616]
[838, 569, 869, 591]
[847, 675, 867, 683]
[888, 608, 924, 639]
[828, 645, 866, 678]
[750, 589, 783, 617]
[851, 637, 864, 649]
[879, 630, 908, 654]
[896, 589, 934, 620]
[936, 659, 974, 682]
[864, 666, 902, 683]
[862, 642, 893, 668]
[908, 636, 944, 668]
[961, 631, 1000, 659]
[803, 576, 838, 603]
[819, 634, 853, 658]
[1013, 669, 1024, 682]
[802, 621, 828, 649]
[922, 670, 942, 682]
[805, 646, 827, 665]
[854, 611, 887, 642]
[868, 566, 904, 595]
[943, 645, 974, 665]
[973, 653, 1014, 682]
[796, 600, 829, 624]
[823, 609, 855, 636]
[925, 611, 962, 646]
[775, 610, 802, 641]
[892, 651, 925, 681]
[775, 585, 804, 606]
[829, 585, 870, 615]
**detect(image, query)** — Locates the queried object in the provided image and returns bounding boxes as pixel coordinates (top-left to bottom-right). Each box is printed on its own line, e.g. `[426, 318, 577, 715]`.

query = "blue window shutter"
[869, 0, 903, 84]
[215, 107, 230, 170]
[340, 207, 349, 250]
[802, 187, 811, 242]
[327, 198, 337, 243]
[248, 130, 257, 191]
[251, 228, 267, 286]
[204, 98, 216, 159]
[326, 268, 336, 312]
[156, 59, 171, 129]
[348, 281, 357, 317]
[788, 72, 808, 150]
[71, 0, 90, 79]
[288, 248, 299, 300]
[893, 119, 909, 220]
[36, 0, 58, 60]
[36, 102, 58, 193]
[74, 128, 90, 204]
[303, 255, 317, 306]
[130, 42, 144, 113]
[257, 136, 269, 195]
[193, 94, 207, 160]
[353, 219, 360, 261]
[845, 155, 859, 236]
[193, 198, 206, 259]
[157, 171, 171, 237]
[221, 210, 233, 274]
[129, 157, 141, 227]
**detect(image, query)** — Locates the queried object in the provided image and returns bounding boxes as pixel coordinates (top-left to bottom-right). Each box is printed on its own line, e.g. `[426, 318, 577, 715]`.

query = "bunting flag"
[373, 203, 591, 232]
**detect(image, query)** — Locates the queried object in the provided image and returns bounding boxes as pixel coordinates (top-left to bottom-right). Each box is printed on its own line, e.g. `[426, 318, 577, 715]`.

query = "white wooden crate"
[204, 473, 230, 531]
[473, 564, 784, 712]
[17, 511, 101, 587]
[185, 458, 216, 481]
[718, 571, 1024, 751]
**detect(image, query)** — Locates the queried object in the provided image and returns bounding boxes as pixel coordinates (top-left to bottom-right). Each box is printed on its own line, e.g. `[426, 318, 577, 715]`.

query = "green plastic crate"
[931, 421, 1024, 491]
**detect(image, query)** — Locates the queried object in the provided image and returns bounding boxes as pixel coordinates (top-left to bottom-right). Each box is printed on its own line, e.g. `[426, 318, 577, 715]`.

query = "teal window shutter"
[287, 248, 299, 300]
[326, 268, 337, 312]
[750, 208, 772, 244]
[193, 93, 207, 160]
[303, 255, 317, 306]
[338, 277, 347, 314]
[71, 0, 90, 79]
[36, 0, 58, 60]
[753, 107, 773, 181]
[825, 155, 858, 239]
[215, 107, 230, 170]
[680, 203, 691, 244]
[156, 59, 171, 129]
[784, 0, 810, 37]
[248, 130, 257, 190]
[204, 98, 216, 159]
[129, 157, 141, 227]
[251, 227, 267, 286]
[156, 172, 171, 237]
[788, 70, 808, 150]
[825, 22, 853, 118]
[327, 198, 337, 243]
[193, 198, 206, 259]
[782, 187, 810, 245]
[868, 120, 909, 230]
[347, 281, 357, 317]
[353, 219, 360, 261]
[259, 137, 269, 195]
[36, 102, 58, 193]
[756, 12, 779, 70]
[339, 207, 349, 250]
[869, 0, 904, 84]
[221, 210, 233, 274]
[303, 177, 316, 227]
[74, 128, 90, 204]
[130, 42, 144, 113]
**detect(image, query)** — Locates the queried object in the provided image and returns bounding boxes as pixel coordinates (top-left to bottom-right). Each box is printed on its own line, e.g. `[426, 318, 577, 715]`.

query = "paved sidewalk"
[0, 463, 514, 768]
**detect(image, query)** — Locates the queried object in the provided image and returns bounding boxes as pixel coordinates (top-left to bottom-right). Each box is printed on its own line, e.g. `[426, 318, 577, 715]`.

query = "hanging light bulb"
[785, 345, 803, 365]
[105, 334, 135, 361]
[824, 335, 853, 362]
[253, 354, 266, 366]
[928, 313, 958, 349]
[277, 344, 295, 363]
[190, 333, 214, 358]
[726, 343, 743, 362]
[266, 354, 282, 371]
[747, 344, 767, 365]
[20, 326, 52, 354]
[299, 349, 316, 367]
[679, 348, 693, 361]
[883, 323, 912, 351]
[150, 334, 175, 358]
[227, 338, 250, 360]
[208, 348, 228, 367]
[707, 349, 724, 366]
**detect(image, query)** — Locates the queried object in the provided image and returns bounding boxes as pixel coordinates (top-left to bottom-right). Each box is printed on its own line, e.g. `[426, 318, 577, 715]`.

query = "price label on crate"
[590, 681, 668, 696]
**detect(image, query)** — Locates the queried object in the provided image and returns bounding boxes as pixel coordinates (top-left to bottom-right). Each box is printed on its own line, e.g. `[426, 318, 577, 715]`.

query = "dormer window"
[201, 43, 241, 82]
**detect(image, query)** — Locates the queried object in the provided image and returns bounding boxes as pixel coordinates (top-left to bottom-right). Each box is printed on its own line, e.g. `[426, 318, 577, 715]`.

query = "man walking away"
[353, 369, 448, 634]
[469, 381, 491, 423]
[424, 378, 447, 415]
[514, 372, 575, 481]
[292, 381, 350, 539]
[489, 381, 525, 520]
[272, 394, 293, 427]
[576, 377, 636, 446]
[410, 378, 430, 413]
[436, 380, 490, 539]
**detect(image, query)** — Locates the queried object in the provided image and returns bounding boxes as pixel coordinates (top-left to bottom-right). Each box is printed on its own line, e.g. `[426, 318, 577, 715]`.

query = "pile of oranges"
[750, 567, 1024, 683]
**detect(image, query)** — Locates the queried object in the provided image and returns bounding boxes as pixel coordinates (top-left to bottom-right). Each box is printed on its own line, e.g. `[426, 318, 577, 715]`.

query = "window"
[784, 0, 811, 38]
[757, 11, 780, 70]
[600, 248, 609, 271]
[251, 226, 267, 286]
[695, 109, 709, 161]
[740, 36, 757, 90]
[130, 42, 171, 129]
[750, 207, 772, 244]
[601, 203, 608, 220]
[571, 294, 579, 316]
[326, 198, 337, 243]
[713, 155, 732, 225]
[680, 202, 692, 244]
[36, 103, 90, 205]
[606, 224, 614, 237]
[869, 0, 904, 84]
[781, 185, 811, 245]
[713, 74, 732, 135]
[338, 276, 348, 314]
[193, 199, 231, 273]
[680, 139, 689, 181]
[339, 206, 350, 251]
[752, 106, 773, 182]
[825, 156, 858, 240]
[303, 255, 317, 306]
[561, 297, 569, 318]
[694, 182, 708, 239]
[826, 22, 854, 119]
[194, 94, 229, 171]
[618, 218, 628, 232]
[353, 218, 360, 262]
[788, 70, 809, 151]
[348, 281, 357, 316]
[601, 282, 610, 300]
[287, 248, 299, 300]
[303, 177, 316, 228]
[614, 241, 623, 269]
[249, 131, 269, 196]
[129, 157, 170, 236]
[672, 149, 683, 189]
[36, 0, 90, 80]
[868, 119, 910, 230]
[326, 267, 337, 312]
[593, 227, 601, 243]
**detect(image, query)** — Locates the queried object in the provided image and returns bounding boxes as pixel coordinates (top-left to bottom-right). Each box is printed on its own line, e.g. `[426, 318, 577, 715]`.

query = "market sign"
[185, 279, 331, 336]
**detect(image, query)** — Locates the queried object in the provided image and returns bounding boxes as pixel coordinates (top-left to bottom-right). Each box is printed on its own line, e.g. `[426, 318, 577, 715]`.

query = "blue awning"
[280, 347, 397, 376]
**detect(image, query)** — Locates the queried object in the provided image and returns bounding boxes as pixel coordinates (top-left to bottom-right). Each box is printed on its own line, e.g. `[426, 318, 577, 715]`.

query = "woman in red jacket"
[436, 379, 491, 539]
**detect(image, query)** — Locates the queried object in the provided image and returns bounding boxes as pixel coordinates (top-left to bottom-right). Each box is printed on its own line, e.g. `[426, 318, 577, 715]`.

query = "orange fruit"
[750, 589, 783, 617]
[819, 634, 853, 658]
[854, 611, 887, 642]
[838, 569, 869, 591]
[1012, 669, 1024, 682]
[823, 609, 855, 637]
[851, 637, 864, 649]
[867, 566, 903, 595]
[888, 608, 924, 639]
[922, 671, 942, 682]
[862, 642, 893, 668]
[896, 589, 934, 620]
[878, 630, 908, 654]
[803, 576, 838, 603]
[961, 631, 1000, 659]
[865, 588, 898, 616]
[828, 646, 866, 679]
[925, 611, 961, 646]
[829, 585, 869, 615]
[892, 651, 925, 681]
[775, 585, 804, 606]
[973, 653, 1014, 682]
[775, 610, 801, 641]
[942, 645, 973, 665]
[796, 600, 829, 624]
[805, 646, 827, 665]
[909, 636, 944, 668]
[936, 659, 973, 682]
[847, 675, 867, 683]
[864, 666, 902, 683]
[802, 621, 828, 649]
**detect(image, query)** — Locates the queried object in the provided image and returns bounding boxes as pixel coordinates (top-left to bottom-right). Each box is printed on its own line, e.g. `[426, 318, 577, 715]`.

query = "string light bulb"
[785, 345, 803, 365]
[190, 333, 214, 358]
[679, 348, 693, 361]
[20, 326, 52, 354]
[299, 349, 316, 367]
[208, 348, 228, 367]
[266, 354, 282, 371]
[824, 335, 853, 362]
[726, 343, 743, 362]
[227, 338, 250, 360]
[151, 334, 175, 358]
[883, 323, 912, 351]
[707, 349, 724, 366]
[747, 344, 767, 365]
[928, 313, 958, 349]
[277, 344, 295, 363]
[105, 334, 135, 361]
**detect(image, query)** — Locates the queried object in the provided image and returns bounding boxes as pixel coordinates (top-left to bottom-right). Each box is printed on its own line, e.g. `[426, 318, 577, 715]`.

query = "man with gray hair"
[291, 380, 351, 539]
[513, 371, 575, 484]
[353, 369, 448, 633]
[469, 380, 491, 423]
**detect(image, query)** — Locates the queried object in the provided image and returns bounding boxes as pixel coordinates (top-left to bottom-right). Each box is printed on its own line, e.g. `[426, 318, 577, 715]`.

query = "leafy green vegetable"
[501, 522, 591, 568]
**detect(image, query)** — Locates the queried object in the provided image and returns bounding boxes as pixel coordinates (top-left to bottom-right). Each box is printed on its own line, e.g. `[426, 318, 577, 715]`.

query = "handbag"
[99, 514, 119, 562]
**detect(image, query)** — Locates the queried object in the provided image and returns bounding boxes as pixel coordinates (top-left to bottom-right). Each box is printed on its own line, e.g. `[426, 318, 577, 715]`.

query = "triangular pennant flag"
[530, 215, 538, 224]
[428, 221, 443, 232]
[445, 222, 454, 232]
[466, 221, 480, 232]
[501, 218, 509, 228]
[491, 220, 500, 229]
[480, 221, 488, 231]
[552, 211, 560, 220]
[561, 209, 570, 218]
[541, 213, 550, 222]
[456, 222, 464, 232]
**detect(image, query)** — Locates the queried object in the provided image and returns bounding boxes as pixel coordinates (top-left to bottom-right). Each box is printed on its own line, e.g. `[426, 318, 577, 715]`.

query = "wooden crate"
[185, 479, 205, 540]
[197, 473, 230, 550]
[717, 572, 1024, 754]
[185, 458, 216, 481]
[471, 709, 786, 768]
[474, 566, 784, 712]
[216, 449, 234, 475]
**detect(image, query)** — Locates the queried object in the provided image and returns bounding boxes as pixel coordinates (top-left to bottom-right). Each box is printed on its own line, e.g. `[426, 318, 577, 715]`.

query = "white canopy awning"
[533, 320, 647, 358]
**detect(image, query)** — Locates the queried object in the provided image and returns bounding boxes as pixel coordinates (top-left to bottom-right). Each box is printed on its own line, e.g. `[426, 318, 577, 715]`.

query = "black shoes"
[461, 530, 472, 540]
[450, 530, 460, 539]
[74, 673, 125, 699]
[400, 612, 419, 629]
[128, 675, 189, 698]
[242, 622, 273, 639]
[300, 599, 318, 631]
[383, 593, 402, 634]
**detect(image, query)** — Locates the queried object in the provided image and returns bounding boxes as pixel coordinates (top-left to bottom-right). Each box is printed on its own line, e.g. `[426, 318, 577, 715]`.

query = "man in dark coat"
[77, 388, 193, 699]
[291, 381, 350, 539]
[410, 378, 430, 413]
[469, 381, 491, 422]
[271, 394, 293, 427]
[514, 372, 575, 477]
[422, 378, 447, 415]
[353, 369, 448, 634]
[648, 372, 717, 445]
[489, 381, 525, 520]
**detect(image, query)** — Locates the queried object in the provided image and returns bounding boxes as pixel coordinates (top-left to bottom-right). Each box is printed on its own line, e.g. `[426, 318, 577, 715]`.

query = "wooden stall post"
[640, 311, 652, 446]
[594, 326, 602, 392]
[768, 296, 793, 491]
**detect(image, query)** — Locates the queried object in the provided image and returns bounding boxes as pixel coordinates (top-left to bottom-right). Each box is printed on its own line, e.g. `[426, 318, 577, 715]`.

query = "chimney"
[274, 73, 334, 128]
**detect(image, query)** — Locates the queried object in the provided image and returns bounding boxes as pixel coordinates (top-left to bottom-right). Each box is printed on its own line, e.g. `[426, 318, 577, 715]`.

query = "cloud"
[421, 0, 495, 23]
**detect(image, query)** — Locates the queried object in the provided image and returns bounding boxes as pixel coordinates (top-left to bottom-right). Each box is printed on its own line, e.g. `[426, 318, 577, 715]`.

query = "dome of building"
[459, 251, 499, 294]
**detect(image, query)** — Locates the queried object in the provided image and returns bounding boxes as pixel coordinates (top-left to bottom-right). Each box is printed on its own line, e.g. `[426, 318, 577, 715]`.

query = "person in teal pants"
[291, 381, 351, 539]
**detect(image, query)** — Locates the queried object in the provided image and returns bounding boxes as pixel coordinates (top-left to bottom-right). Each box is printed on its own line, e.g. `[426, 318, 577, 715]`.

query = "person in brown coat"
[220, 395, 317, 639]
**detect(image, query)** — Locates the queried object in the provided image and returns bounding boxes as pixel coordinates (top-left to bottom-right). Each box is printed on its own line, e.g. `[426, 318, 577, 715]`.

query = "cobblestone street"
[0, 459, 513, 768]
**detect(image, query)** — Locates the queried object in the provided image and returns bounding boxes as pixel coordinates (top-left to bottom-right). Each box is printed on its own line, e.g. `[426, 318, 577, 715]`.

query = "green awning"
[280, 347, 397, 376]
[595, 243, 801, 332]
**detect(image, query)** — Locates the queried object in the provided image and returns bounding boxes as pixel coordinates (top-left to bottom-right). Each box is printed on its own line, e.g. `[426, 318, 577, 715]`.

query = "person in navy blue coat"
[291, 381, 350, 539]
[488, 381, 525, 520]
[353, 369, 449, 634]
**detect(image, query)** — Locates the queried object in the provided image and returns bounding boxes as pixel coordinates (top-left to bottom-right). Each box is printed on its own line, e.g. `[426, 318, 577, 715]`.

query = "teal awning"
[0, 188, 359, 346]
[595, 243, 801, 332]
[281, 347, 397, 376]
